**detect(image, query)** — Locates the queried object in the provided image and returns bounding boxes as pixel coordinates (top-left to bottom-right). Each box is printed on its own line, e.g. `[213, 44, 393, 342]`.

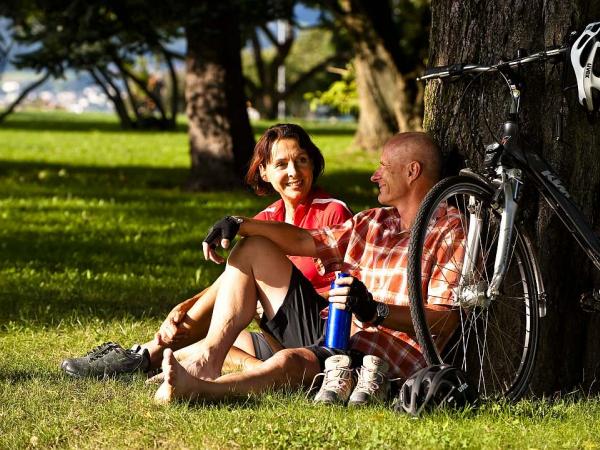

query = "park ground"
[1, 112, 599, 449]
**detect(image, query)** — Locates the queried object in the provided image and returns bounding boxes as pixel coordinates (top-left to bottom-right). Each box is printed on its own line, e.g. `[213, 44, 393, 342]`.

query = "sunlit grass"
[1, 112, 598, 449]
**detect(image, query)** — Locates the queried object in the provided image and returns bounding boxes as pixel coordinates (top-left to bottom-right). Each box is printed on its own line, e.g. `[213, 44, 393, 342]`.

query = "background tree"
[318, 0, 430, 151]
[1, 0, 182, 129]
[1, 0, 295, 189]
[424, 0, 600, 393]
[243, 20, 347, 119]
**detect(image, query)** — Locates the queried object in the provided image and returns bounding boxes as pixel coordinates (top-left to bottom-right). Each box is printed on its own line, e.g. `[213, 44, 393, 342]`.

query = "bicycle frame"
[421, 43, 600, 314]
[473, 119, 600, 306]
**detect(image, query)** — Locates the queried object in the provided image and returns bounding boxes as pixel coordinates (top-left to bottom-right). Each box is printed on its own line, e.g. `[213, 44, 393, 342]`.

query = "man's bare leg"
[154, 347, 321, 403]
[181, 236, 294, 380]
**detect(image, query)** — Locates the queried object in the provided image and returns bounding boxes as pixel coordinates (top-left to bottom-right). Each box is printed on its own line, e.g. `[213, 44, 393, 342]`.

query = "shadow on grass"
[0, 160, 192, 193]
[1, 113, 356, 137]
[1, 161, 378, 325]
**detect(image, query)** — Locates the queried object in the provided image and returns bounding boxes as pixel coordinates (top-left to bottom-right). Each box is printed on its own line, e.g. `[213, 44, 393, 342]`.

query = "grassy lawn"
[1, 111, 599, 449]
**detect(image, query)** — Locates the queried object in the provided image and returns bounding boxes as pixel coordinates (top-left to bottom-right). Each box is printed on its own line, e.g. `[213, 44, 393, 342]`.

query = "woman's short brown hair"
[245, 123, 325, 196]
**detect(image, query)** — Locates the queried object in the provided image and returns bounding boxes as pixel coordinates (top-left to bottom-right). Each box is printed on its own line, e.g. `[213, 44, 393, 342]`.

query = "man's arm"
[203, 216, 317, 263]
[376, 303, 458, 338]
[330, 277, 458, 337]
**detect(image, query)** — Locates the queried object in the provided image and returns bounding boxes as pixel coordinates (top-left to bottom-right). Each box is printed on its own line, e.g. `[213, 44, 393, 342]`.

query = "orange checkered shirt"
[310, 206, 464, 378]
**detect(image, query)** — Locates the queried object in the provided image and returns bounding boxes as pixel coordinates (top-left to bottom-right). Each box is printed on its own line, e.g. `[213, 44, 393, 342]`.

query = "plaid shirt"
[310, 206, 464, 378]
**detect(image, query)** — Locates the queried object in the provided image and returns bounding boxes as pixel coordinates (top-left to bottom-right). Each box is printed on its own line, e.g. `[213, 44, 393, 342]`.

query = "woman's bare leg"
[154, 347, 320, 403]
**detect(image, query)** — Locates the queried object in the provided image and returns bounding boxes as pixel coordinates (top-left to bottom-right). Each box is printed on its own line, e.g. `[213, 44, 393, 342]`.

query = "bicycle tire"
[407, 175, 541, 401]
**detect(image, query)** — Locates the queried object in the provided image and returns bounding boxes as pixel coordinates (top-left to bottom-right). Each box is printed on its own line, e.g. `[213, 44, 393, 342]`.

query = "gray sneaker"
[60, 342, 150, 378]
[348, 355, 390, 406]
[313, 355, 354, 405]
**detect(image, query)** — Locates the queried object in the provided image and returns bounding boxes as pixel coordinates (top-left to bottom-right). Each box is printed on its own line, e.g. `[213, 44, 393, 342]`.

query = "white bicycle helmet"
[570, 22, 600, 112]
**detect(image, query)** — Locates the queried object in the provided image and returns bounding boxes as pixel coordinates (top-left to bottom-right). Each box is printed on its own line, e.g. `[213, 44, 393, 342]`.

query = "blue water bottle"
[324, 272, 352, 349]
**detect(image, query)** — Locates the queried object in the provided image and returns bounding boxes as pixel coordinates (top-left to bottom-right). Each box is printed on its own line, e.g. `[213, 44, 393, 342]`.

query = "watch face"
[378, 302, 389, 318]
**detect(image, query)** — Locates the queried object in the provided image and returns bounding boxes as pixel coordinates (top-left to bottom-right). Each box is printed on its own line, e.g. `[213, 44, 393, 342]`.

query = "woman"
[60, 124, 352, 378]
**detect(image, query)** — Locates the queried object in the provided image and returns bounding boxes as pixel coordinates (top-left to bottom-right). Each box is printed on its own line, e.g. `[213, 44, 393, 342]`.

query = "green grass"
[1, 112, 599, 449]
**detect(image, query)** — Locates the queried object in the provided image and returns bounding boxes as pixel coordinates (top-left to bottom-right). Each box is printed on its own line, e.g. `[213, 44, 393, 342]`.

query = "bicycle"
[407, 22, 600, 401]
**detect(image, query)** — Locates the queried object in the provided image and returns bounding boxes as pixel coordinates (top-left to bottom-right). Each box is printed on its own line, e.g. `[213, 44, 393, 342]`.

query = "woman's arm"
[202, 216, 317, 263]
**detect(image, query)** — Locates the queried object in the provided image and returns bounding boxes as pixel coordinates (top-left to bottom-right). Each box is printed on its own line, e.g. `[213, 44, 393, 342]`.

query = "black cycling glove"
[203, 216, 241, 248]
[345, 278, 377, 322]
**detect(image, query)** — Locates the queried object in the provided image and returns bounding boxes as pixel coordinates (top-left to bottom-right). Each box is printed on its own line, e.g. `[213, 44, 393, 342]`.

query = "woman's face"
[260, 138, 314, 206]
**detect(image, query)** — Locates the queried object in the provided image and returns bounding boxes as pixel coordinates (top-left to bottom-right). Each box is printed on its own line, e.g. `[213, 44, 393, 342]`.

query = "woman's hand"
[202, 216, 242, 263]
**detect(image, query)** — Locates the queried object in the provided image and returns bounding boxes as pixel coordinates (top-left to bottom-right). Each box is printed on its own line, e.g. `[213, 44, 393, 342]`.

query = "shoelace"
[354, 366, 385, 393]
[307, 366, 354, 398]
[325, 367, 353, 387]
[87, 342, 119, 361]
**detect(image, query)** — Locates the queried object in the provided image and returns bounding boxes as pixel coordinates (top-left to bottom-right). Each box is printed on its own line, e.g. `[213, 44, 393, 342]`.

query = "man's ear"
[259, 165, 268, 181]
[407, 161, 423, 184]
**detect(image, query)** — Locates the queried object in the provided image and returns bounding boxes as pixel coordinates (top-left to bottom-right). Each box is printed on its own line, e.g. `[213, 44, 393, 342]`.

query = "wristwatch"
[371, 302, 389, 326]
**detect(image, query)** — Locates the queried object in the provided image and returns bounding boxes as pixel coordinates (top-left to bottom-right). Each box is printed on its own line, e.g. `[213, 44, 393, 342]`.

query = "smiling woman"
[59, 122, 353, 379]
[246, 123, 352, 294]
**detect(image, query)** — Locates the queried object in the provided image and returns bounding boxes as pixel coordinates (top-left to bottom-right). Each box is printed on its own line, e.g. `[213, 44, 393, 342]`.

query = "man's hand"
[155, 302, 194, 346]
[328, 276, 377, 322]
[202, 216, 242, 263]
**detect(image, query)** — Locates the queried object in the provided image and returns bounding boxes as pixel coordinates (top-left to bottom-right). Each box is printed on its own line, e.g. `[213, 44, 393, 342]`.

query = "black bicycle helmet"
[393, 365, 478, 416]
[571, 22, 600, 112]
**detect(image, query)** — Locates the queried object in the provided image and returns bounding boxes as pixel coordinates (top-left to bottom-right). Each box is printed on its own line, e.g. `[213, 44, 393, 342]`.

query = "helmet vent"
[577, 35, 591, 50]
[580, 41, 593, 67]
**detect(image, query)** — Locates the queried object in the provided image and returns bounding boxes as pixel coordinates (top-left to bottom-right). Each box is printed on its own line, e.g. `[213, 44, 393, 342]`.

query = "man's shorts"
[249, 266, 364, 370]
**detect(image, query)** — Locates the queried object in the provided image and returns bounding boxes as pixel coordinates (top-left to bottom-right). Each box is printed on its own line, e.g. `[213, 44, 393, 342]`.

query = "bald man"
[154, 132, 462, 404]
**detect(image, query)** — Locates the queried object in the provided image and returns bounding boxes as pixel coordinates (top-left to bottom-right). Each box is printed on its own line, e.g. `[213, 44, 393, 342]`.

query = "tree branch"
[161, 46, 178, 127]
[91, 68, 133, 128]
[243, 75, 259, 96]
[113, 56, 168, 121]
[251, 29, 266, 87]
[283, 55, 344, 99]
[0, 71, 50, 123]
[259, 24, 278, 47]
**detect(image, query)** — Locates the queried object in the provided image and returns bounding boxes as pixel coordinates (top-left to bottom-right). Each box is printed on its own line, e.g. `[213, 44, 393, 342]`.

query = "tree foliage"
[302, 0, 431, 150]
[243, 21, 347, 119]
[304, 64, 358, 117]
[0, 0, 183, 128]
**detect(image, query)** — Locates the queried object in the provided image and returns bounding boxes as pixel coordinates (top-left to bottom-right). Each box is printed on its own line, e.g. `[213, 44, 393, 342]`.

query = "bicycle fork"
[458, 167, 523, 306]
[488, 168, 523, 297]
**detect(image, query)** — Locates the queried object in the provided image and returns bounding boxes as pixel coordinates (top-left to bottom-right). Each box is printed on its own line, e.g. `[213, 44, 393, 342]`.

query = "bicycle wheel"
[407, 175, 541, 401]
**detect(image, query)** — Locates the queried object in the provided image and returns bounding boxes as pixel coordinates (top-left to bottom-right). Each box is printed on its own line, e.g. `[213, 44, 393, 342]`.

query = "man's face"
[370, 143, 410, 207]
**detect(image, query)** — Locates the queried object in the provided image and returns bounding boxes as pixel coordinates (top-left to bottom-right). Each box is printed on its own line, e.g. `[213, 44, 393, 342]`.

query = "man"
[154, 132, 462, 404]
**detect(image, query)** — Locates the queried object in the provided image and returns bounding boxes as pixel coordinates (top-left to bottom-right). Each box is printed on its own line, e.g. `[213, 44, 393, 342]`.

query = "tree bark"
[425, 0, 600, 394]
[184, 7, 254, 190]
[334, 0, 424, 151]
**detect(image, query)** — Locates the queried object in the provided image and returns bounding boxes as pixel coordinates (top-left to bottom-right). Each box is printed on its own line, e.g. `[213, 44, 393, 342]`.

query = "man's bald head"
[383, 132, 442, 183]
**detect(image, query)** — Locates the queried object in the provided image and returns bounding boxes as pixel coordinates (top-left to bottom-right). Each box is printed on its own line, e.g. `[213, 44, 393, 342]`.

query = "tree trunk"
[425, 0, 600, 394]
[184, 7, 254, 190]
[335, 0, 423, 151]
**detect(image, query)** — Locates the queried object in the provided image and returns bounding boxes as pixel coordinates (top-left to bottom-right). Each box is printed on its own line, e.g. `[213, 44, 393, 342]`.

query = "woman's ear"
[259, 165, 268, 182]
